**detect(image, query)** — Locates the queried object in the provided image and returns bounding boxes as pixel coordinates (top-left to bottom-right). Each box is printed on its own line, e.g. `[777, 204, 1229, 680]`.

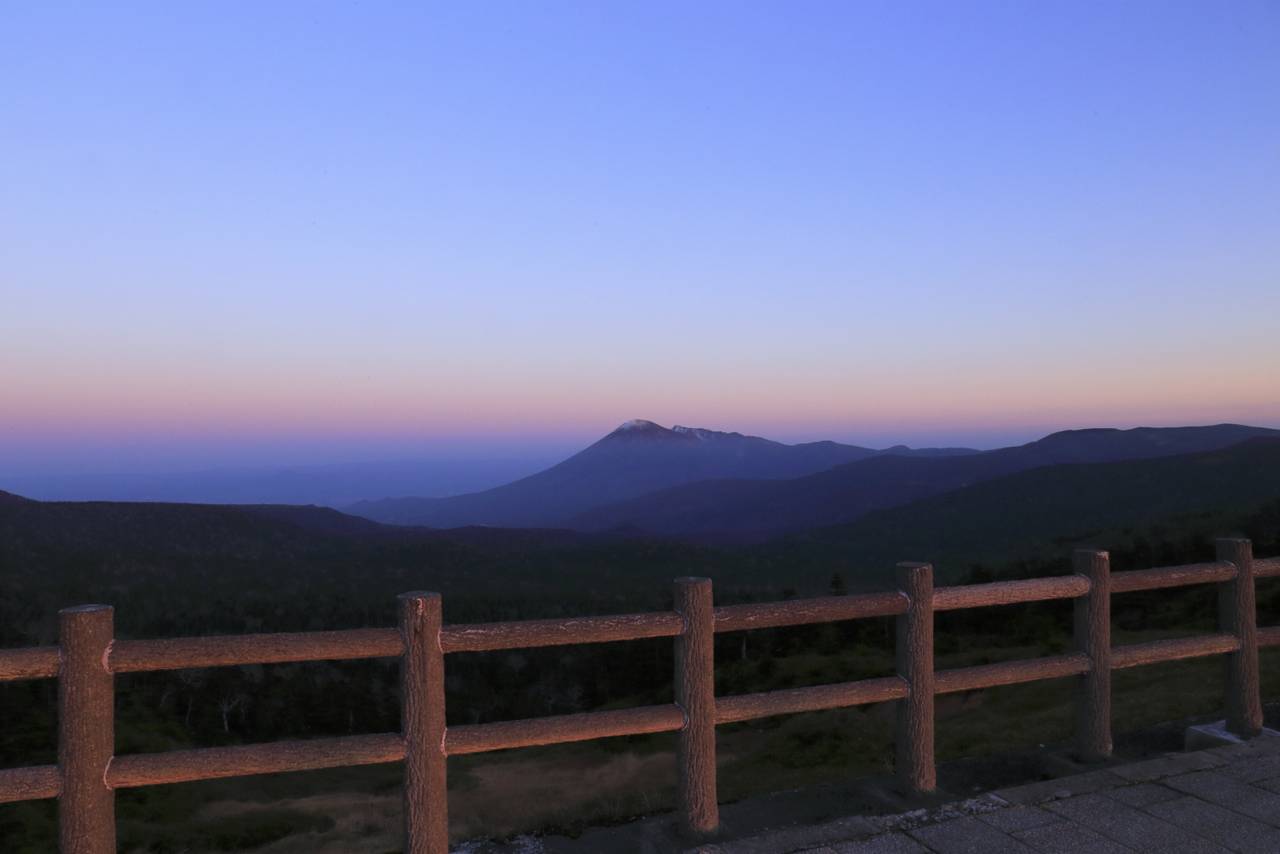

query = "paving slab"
[1044, 792, 1220, 852]
[828, 835, 931, 853]
[1110, 750, 1225, 782]
[976, 806, 1064, 834]
[1248, 775, 1280, 794]
[1142, 795, 1280, 853]
[1217, 753, 1280, 783]
[991, 770, 1128, 805]
[907, 816, 1036, 853]
[1103, 782, 1182, 808]
[1163, 770, 1280, 826]
[1011, 821, 1132, 853]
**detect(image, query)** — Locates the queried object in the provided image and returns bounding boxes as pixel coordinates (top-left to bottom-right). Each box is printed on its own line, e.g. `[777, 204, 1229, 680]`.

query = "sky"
[3, 1, 1278, 476]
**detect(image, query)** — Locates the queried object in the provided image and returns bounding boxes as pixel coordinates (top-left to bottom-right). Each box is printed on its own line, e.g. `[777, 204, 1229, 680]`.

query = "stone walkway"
[693, 736, 1280, 854]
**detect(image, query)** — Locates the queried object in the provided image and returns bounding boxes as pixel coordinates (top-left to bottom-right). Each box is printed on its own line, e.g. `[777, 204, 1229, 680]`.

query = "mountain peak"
[605, 420, 745, 443]
[616, 418, 664, 431]
[608, 419, 670, 437]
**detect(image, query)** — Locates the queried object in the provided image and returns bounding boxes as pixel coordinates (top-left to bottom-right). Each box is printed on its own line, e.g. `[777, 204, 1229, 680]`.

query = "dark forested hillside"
[765, 437, 1280, 585]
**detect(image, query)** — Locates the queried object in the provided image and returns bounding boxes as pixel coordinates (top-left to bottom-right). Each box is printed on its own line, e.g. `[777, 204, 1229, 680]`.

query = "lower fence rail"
[0, 538, 1276, 853]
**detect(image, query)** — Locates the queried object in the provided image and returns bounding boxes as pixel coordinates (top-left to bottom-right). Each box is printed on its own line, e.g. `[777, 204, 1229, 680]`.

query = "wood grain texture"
[441, 611, 683, 653]
[932, 576, 1088, 612]
[1258, 626, 1280, 647]
[934, 653, 1089, 695]
[1254, 556, 1280, 578]
[714, 591, 906, 633]
[107, 734, 404, 788]
[1218, 539, 1263, 738]
[0, 764, 60, 804]
[58, 605, 115, 854]
[895, 562, 935, 795]
[1111, 633, 1239, 669]
[110, 627, 403, 673]
[1073, 550, 1112, 760]
[446, 704, 684, 755]
[716, 676, 907, 724]
[0, 645, 60, 682]
[1111, 561, 1235, 594]
[400, 592, 448, 854]
[674, 577, 719, 838]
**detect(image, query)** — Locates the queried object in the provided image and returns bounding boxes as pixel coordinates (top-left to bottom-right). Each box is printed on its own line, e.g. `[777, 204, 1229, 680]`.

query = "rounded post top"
[1073, 548, 1110, 558]
[397, 591, 441, 602]
[895, 562, 932, 577]
[59, 604, 113, 616]
[673, 576, 712, 587]
[1216, 538, 1253, 563]
[895, 561, 933, 590]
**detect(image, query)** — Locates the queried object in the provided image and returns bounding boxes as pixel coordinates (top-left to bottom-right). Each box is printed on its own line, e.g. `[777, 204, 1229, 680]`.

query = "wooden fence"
[2, 538, 1278, 853]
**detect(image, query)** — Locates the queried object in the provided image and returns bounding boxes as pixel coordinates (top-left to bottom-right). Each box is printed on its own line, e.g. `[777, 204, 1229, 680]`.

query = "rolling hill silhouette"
[571, 424, 1280, 541]
[767, 436, 1280, 582]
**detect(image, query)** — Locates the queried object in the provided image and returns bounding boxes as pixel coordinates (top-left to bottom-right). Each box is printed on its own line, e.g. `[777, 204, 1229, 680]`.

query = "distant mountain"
[771, 437, 1280, 584]
[347, 420, 977, 527]
[571, 424, 1280, 541]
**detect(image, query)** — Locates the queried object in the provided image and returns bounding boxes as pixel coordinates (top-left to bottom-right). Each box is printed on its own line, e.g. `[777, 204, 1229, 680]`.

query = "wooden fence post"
[674, 577, 718, 837]
[1217, 539, 1262, 738]
[400, 592, 448, 854]
[895, 562, 935, 795]
[59, 604, 115, 854]
[1073, 549, 1112, 760]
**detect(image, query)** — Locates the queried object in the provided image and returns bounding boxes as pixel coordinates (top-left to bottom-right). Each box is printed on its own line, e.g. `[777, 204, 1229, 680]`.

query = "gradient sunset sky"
[3, 1, 1278, 475]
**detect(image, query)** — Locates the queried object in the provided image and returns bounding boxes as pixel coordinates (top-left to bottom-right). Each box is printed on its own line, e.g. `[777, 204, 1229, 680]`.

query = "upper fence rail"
[8, 557, 1276, 681]
[2, 545, 1278, 854]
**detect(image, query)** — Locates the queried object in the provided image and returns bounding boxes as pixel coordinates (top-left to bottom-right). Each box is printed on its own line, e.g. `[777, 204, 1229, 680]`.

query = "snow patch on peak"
[617, 419, 663, 432]
[672, 425, 713, 440]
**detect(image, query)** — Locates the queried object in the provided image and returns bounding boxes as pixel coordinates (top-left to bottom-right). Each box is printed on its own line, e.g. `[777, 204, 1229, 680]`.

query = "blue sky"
[3, 1, 1278, 474]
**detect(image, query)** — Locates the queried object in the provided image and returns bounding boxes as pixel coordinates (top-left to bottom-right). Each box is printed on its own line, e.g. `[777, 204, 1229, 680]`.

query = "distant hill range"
[770, 436, 1280, 581]
[4, 437, 1279, 603]
[571, 423, 1280, 541]
[349, 422, 1278, 540]
[346, 420, 975, 527]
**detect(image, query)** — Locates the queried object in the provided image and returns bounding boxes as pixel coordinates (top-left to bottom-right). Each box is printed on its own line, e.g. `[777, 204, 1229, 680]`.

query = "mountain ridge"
[347, 420, 977, 527]
[570, 423, 1280, 541]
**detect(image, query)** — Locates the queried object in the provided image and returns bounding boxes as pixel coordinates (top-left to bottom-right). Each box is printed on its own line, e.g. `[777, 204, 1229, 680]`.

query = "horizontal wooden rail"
[0, 765, 60, 804]
[713, 591, 906, 632]
[935, 653, 1089, 694]
[1111, 633, 1240, 670]
[1260, 626, 1280, 648]
[715, 675, 907, 724]
[441, 612, 684, 653]
[446, 704, 685, 755]
[932, 576, 1089, 611]
[106, 733, 406, 789]
[1112, 561, 1235, 594]
[0, 645, 60, 681]
[111, 628, 403, 673]
[1256, 556, 1280, 578]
